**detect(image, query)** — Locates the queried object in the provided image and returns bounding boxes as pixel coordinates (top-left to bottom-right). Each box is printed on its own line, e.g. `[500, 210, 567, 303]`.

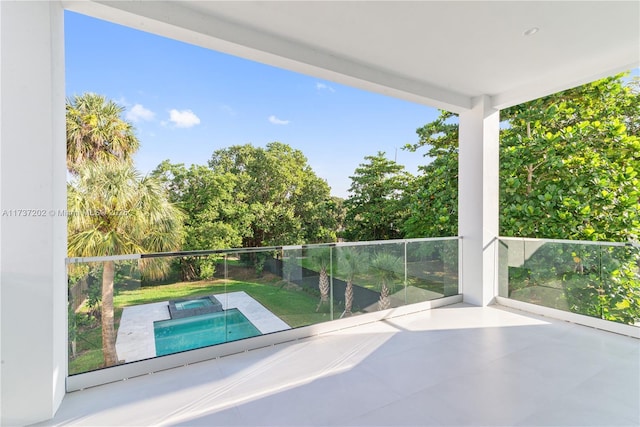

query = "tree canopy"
[154, 142, 340, 252]
[208, 142, 338, 246]
[343, 152, 412, 241]
[499, 76, 640, 241]
[66, 93, 139, 174]
[403, 74, 640, 242]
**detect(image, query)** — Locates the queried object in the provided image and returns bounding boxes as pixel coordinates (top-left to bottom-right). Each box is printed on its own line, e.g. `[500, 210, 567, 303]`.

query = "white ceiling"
[68, 1, 640, 112]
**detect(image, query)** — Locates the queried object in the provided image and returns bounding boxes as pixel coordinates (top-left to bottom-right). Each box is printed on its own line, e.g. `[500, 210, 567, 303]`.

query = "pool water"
[154, 309, 262, 356]
[174, 298, 213, 310]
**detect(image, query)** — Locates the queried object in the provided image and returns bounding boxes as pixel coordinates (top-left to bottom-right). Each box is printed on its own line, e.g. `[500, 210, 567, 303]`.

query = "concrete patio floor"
[38, 304, 639, 426]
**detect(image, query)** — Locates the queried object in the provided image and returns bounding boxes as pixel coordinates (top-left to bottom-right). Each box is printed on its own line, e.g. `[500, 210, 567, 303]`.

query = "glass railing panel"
[360, 241, 406, 312]
[290, 245, 336, 321]
[68, 237, 461, 375]
[333, 244, 376, 317]
[265, 246, 335, 327]
[596, 244, 640, 325]
[498, 238, 525, 299]
[215, 248, 291, 337]
[405, 239, 457, 302]
[68, 258, 142, 375]
[442, 238, 460, 297]
[499, 238, 640, 327]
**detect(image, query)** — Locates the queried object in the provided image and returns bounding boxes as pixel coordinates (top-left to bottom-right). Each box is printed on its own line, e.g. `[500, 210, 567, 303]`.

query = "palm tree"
[68, 161, 184, 367]
[370, 252, 403, 311]
[310, 248, 331, 312]
[337, 247, 368, 317]
[66, 93, 139, 174]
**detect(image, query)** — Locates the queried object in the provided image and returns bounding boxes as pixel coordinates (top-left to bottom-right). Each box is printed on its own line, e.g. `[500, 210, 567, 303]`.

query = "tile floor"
[37, 303, 639, 426]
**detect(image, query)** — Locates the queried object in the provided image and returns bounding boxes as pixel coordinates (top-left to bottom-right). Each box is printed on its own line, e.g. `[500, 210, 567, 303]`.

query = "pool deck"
[115, 291, 290, 363]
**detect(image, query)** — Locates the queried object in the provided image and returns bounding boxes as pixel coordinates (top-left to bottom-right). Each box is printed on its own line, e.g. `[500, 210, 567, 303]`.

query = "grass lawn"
[70, 273, 336, 375]
[115, 276, 334, 327]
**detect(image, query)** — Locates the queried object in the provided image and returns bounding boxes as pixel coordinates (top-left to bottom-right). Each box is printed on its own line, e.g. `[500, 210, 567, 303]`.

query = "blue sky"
[65, 11, 439, 198]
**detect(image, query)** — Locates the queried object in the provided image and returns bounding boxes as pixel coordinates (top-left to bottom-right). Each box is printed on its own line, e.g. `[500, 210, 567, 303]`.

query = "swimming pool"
[174, 298, 213, 310]
[154, 308, 262, 356]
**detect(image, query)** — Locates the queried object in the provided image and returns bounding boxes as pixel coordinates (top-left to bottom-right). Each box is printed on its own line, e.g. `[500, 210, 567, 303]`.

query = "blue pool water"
[174, 298, 213, 310]
[154, 309, 262, 356]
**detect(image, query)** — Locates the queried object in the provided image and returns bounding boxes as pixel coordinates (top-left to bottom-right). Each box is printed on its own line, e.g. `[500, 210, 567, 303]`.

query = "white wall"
[0, 1, 67, 425]
[458, 95, 500, 306]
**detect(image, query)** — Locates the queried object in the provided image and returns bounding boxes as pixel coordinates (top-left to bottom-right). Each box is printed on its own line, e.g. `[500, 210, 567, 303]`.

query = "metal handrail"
[67, 236, 462, 263]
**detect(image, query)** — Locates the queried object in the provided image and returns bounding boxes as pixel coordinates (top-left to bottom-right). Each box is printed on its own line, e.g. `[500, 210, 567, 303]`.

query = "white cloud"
[316, 82, 335, 92]
[126, 104, 155, 122]
[268, 115, 290, 125]
[169, 109, 201, 128]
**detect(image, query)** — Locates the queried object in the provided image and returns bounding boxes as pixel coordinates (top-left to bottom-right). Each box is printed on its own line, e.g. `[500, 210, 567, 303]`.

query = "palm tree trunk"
[344, 279, 353, 317]
[378, 282, 390, 311]
[316, 266, 329, 312]
[101, 260, 118, 366]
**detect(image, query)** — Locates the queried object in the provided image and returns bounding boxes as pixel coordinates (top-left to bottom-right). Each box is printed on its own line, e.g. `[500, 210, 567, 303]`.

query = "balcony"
[41, 237, 639, 426]
[41, 303, 639, 426]
[2, 1, 639, 425]
[66, 238, 461, 387]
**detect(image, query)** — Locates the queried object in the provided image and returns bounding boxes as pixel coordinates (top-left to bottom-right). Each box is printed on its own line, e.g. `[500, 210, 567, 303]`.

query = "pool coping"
[115, 291, 290, 363]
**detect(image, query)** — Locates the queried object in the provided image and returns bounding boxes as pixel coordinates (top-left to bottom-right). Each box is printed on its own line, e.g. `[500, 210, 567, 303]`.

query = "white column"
[0, 1, 67, 425]
[458, 95, 500, 306]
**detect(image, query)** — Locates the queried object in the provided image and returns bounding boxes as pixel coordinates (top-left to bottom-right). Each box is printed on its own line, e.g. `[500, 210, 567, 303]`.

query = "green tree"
[500, 76, 640, 241]
[498, 75, 640, 324]
[370, 252, 403, 310]
[404, 111, 459, 237]
[66, 93, 139, 174]
[209, 142, 339, 246]
[344, 152, 413, 241]
[152, 161, 252, 279]
[404, 74, 640, 324]
[404, 75, 640, 242]
[309, 248, 332, 312]
[337, 247, 368, 317]
[68, 161, 183, 366]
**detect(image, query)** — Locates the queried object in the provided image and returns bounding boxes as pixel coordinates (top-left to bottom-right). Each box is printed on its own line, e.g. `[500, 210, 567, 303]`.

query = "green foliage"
[309, 247, 331, 271]
[152, 161, 250, 280]
[209, 142, 339, 246]
[153, 142, 340, 271]
[500, 75, 640, 241]
[337, 247, 369, 282]
[370, 251, 403, 310]
[198, 257, 218, 280]
[66, 93, 139, 174]
[344, 152, 413, 241]
[508, 243, 640, 324]
[403, 111, 459, 237]
[68, 161, 184, 260]
[370, 252, 403, 291]
[404, 73, 639, 324]
[404, 75, 640, 242]
[85, 270, 102, 318]
[254, 252, 268, 277]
